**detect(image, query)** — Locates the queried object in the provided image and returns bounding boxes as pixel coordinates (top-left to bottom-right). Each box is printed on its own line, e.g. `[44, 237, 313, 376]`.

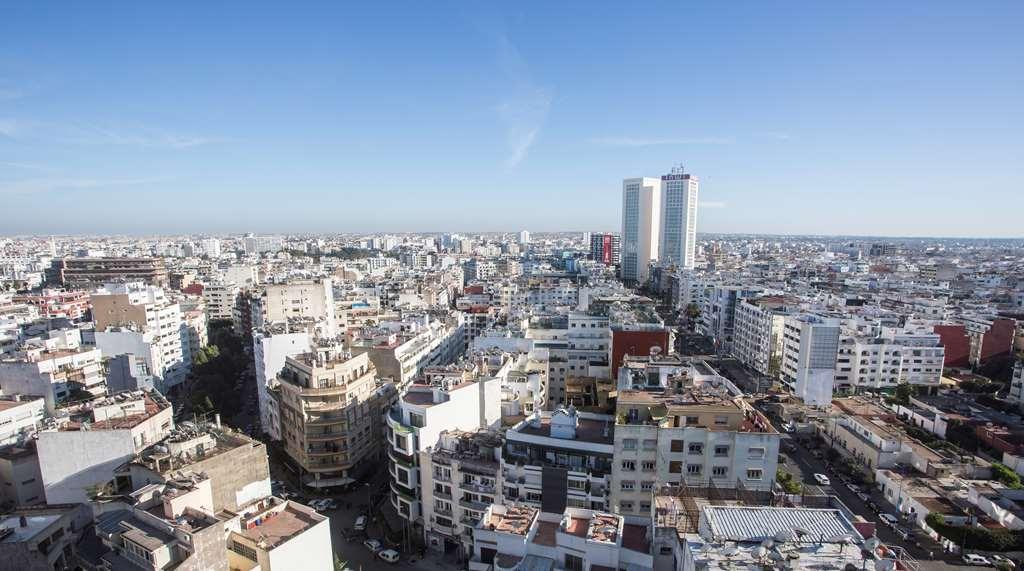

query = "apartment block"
[611, 356, 780, 516]
[46, 257, 169, 289]
[502, 408, 615, 514]
[37, 390, 174, 504]
[419, 430, 502, 556]
[92, 281, 191, 391]
[781, 314, 841, 406]
[467, 505, 653, 571]
[274, 343, 387, 488]
[386, 371, 502, 535]
[732, 295, 796, 377]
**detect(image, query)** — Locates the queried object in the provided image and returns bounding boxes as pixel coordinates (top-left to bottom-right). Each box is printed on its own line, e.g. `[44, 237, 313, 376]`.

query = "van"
[378, 549, 400, 564]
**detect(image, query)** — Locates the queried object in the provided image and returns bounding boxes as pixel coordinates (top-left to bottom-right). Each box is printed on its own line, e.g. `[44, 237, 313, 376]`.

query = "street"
[777, 429, 979, 571]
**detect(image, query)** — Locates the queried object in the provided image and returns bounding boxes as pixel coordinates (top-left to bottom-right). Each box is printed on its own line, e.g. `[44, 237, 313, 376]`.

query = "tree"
[992, 463, 1024, 489]
[893, 384, 914, 406]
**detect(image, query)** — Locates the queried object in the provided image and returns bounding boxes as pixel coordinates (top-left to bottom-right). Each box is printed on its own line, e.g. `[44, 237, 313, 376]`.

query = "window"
[688, 443, 704, 455]
[640, 501, 652, 512]
[642, 439, 658, 450]
[669, 461, 682, 474]
[747, 447, 766, 460]
[714, 445, 729, 457]
[641, 481, 655, 491]
[620, 480, 636, 491]
[686, 416, 699, 425]
[641, 461, 656, 472]
[670, 440, 685, 453]
[527, 491, 542, 502]
[712, 466, 728, 478]
[622, 438, 637, 450]
[621, 460, 636, 472]
[568, 479, 586, 490]
[687, 464, 703, 475]
[746, 469, 764, 481]
[619, 501, 634, 512]
[714, 415, 729, 426]
[565, 554, 584, 571]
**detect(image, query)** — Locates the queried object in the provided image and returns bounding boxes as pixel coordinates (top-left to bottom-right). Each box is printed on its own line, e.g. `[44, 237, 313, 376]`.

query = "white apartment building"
[527, 311, 611, 408]
[611, 356, 780, 516]
[386, 374, 501, 536]
[467, 505, 654, 571]
[699, 284, 765, 353]
[37, 390, 174, 504]
[621, 177, 662, 284]
[227, 496, 334, 571]
[781, 314, 841, 406]
[199, 237, 221, 258]
[202, 281, 239, 321]
[502, 408, 616, 514]
[732, 296, 795, 377]
[253, 328, 313, 440]
[352, 313, 464, 388]
[834, 326, 945, 393]
[0, 343, 105, 411]
[419, 430, 503, 557]
[659, 170, 699, 270]
[253, 278, 337, 338]
[0, 396, 45, 446]
[92, 282, 191, 390]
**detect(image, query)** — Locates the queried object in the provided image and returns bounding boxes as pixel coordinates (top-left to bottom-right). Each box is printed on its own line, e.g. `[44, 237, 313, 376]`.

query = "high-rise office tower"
[620, 177, 662, 283]
[659, 167, 699, 270]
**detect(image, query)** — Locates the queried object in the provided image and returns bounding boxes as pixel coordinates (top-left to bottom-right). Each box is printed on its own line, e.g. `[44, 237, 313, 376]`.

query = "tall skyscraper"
[620, 177, 662, 283]
[659, 167, 699, 270]
[518, 230, 531, 244]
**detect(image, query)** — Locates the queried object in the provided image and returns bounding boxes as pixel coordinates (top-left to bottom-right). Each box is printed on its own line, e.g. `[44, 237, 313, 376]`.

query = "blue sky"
[2, 2, 1022, 236]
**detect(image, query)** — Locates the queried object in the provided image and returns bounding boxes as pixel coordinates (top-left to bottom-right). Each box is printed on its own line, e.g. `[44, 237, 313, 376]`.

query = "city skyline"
[2, 2, 1023, 237]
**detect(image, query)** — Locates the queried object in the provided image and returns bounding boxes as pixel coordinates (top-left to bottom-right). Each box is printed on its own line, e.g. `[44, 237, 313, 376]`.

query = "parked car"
[814, 473, 831, 486]
[856, 492, 870, 502]
[354, 515, 368, 531]
[845, 483, 860, 493]
[893, 527, 911, 541]
[879, 513, 899, 527]
[378, 549, 400, 564]
[363, 539, 383, 553]
[781, 422, 795, 433]
[990, 555, 1015, 569]
[962, 553, 993, 566]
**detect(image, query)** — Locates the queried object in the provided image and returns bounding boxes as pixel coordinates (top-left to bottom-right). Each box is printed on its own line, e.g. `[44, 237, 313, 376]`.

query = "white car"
[363, 539, 383, 553]
[378, 549, 400, 564]
[813, 473, 831, 486]
[962, 553, 993, 566]
[991, 555, 1015, 569]
[878, 513, 899, 526]
[354, 515, 368, 531]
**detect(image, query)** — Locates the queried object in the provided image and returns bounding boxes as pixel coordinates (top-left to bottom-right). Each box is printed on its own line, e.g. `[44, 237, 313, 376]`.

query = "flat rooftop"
[0, 514, 61, 543]
[514, 415, 614, 445]
[241, 503, 323, 549]
[485, 506, 536, 536]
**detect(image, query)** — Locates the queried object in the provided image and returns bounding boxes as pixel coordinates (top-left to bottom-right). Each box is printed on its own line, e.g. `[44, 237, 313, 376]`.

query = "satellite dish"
[753, 546, 768, 560]
[722, 546, 739, 557]
[760, 539, 775, 550]
[794, 527, 814, 537]
[863, 537, 881, 552]
[876, 559, 897, 571]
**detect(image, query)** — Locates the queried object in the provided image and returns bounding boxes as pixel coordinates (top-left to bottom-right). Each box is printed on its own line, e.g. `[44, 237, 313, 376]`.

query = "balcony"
[306, 432, 347, 443]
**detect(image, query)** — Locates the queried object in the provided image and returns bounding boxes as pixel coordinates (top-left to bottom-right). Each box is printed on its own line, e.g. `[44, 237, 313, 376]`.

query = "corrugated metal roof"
[702, 506, 857, 542]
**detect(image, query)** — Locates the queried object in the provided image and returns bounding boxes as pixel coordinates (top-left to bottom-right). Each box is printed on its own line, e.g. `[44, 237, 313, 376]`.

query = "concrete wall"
[38, 429, 137, 504]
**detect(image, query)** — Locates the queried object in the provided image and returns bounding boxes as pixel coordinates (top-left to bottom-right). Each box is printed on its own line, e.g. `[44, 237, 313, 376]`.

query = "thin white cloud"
[588, 136, 735, 148]
[495, 34, 552, 168]
[0, 119, 224, 149]
[699, 200, 727, 209]
[0, 176, 168, 195]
